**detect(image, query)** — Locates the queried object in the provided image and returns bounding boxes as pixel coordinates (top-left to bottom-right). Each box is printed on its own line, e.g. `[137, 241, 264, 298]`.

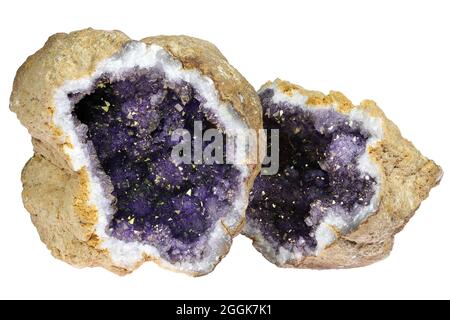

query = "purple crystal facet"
[72, 68, 241, 262]
[247, 89, 377, 254]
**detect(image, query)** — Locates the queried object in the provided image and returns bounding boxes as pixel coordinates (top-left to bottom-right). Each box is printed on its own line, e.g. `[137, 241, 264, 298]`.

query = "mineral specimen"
[11, 29, 262, 275]
[244, 79, 442, 268]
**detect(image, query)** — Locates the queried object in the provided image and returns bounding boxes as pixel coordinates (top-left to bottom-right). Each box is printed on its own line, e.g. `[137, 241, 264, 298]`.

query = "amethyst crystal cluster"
[246, 88, 377, 255]
[70, 65, 377, 264]
[72, 68, 241, 263]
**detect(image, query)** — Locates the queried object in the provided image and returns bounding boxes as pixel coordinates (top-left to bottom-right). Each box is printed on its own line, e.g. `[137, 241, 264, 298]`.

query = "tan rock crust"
[10, 28, 263, 275]
[247, 79, 442, 269]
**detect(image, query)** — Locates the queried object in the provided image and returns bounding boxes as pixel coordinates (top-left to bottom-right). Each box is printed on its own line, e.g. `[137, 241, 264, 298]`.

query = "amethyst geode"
[11, 29, 262, 275]
[10, 29, 441, 274]
[243, 79, 442, 268]
[72, 69, 241, 262]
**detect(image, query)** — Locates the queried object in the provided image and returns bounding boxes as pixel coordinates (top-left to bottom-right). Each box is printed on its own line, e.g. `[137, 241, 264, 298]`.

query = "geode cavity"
[245, 84, 380, 263]
[72, 68, 243, 263]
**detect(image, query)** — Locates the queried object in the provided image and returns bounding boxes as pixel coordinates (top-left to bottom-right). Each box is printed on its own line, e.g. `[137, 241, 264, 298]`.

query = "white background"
[0, 0, 449, 300]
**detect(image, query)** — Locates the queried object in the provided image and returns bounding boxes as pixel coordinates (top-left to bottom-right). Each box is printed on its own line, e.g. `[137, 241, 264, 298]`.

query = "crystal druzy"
[247, 88, 378, 255]
[72, 67, 241, 262]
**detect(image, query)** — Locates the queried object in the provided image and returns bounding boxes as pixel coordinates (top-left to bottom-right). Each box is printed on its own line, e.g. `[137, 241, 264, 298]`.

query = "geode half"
[243, 79, 442, 268]
[10, 29, 262, 275]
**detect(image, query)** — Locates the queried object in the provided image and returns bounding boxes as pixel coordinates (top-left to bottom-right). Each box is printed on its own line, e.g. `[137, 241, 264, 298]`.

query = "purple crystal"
[247, 89, 377, 253]
[72, 68, 241, 262]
